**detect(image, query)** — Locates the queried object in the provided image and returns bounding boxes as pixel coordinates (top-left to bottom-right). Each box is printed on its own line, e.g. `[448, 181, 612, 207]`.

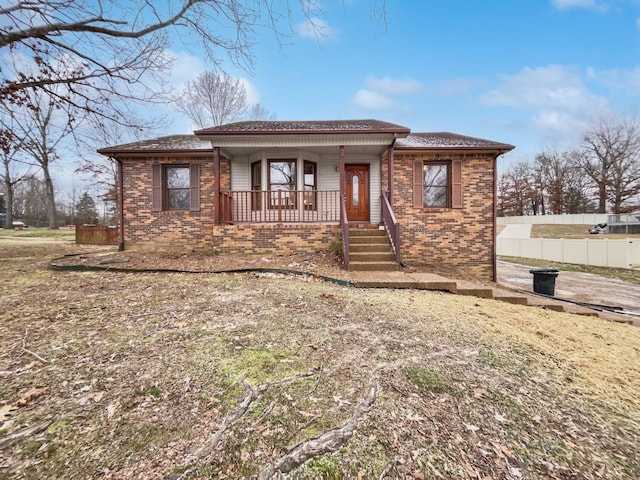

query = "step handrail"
[381, 190, 401, 265]
[340, 194, 349, 268]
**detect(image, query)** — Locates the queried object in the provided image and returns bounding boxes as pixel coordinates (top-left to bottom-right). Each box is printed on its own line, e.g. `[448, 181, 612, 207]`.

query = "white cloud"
[351, 75, 427, 111]
[239, 77, 261, 105]
[482, 64, 608, 138]
[550, 0, 601, 10]
[167, 50, 206, 88]
[297, 17, 335, 42]
[352, 89, 396, 110]
[365, 76, 425, 95]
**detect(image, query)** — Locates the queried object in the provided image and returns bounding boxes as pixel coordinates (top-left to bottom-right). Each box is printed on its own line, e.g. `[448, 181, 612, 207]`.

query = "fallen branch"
[0, 421, 52, 449]
[258, 382, 378, 479]
[185, 370, 319, 472]
[21, 329, 49, 364]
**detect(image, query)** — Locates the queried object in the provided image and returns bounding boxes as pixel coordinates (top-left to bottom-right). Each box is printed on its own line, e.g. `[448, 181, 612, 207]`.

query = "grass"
[0, 227, 75, 241]
[2, 234, 640, 479]
[530, 223, 640, 239]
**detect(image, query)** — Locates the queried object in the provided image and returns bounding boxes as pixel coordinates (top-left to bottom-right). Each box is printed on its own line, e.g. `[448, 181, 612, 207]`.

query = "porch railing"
[381, 190, 401, 265]
[219, 190, 341, 223]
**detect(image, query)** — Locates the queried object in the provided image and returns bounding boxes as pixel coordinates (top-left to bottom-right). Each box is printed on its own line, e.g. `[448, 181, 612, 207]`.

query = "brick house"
[98, 120, 514, 280]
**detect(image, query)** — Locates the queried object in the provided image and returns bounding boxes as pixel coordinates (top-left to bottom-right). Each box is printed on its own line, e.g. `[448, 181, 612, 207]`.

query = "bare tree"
[577, 112, 640, 213]
[1, 1, 374, 128]
[0, 107, 37, 228]
[175, 71, 248, 128]
[535, 147, 591, 214]
[7, 85, 79, 229]
[245, 103, 277, 121]
[497, 160, 537, 216]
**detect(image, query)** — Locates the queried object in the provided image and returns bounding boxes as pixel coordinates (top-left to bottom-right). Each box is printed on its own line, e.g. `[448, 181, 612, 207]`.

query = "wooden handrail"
[218, 190, 340, 223]
[340, 194, 349, 268]
[381, 190, 401, 265]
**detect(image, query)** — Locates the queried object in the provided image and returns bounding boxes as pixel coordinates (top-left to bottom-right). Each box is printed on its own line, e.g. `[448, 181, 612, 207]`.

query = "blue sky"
[164, 0, 640, 168]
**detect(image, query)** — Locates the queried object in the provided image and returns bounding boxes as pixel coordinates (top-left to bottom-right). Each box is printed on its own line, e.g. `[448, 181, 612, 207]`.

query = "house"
[98, 119, 514, 280]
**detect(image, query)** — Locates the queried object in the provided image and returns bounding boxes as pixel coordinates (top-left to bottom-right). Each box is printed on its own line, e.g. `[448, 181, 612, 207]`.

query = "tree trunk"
[597, 182, 607, 213]
[2, 173, 14, 229]
[42, 161, 58, 229]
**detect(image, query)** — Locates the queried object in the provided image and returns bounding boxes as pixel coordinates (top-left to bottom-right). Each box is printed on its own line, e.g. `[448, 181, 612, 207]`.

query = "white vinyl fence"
[498, 214, 608, 225]
[497, 237, 640, 269]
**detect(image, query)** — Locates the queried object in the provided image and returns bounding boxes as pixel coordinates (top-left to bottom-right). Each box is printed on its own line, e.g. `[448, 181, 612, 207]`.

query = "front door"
[345, 164, 369, 222]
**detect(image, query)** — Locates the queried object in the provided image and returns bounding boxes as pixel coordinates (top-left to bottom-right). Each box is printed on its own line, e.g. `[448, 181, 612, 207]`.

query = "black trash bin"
[529, 268, 559, 296]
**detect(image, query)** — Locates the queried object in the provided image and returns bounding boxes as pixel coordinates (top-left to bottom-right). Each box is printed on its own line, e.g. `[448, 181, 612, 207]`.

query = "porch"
[219, 189, 341, 224]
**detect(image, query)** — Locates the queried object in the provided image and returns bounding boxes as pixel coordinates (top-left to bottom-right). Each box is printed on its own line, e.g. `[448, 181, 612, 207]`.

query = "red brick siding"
[121, 156, 221, 250]
[120, 156, 340, 253]
[390, 151, 496, 279]
[212, 224, 341, 254]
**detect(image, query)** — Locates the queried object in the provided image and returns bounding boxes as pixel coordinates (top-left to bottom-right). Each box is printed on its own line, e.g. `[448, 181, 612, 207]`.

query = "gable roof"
[195, 119, 411, 136]
[97, 135, 213, 156]
[396, 132, 515, 152]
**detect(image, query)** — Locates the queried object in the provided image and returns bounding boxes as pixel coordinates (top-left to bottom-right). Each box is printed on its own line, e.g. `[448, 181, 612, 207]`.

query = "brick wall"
[211, 224, 341, 254]
[389, 151, 497, 280]
[121, 155, 222, 250]
[120, 155, 340, 253]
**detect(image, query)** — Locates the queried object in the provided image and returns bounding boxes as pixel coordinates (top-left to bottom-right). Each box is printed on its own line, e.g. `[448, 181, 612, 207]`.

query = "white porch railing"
[220, 190, 341, 223]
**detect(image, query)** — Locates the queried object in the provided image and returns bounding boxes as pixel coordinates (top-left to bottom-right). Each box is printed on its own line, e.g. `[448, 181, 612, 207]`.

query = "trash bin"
[529, 268, 559, 296]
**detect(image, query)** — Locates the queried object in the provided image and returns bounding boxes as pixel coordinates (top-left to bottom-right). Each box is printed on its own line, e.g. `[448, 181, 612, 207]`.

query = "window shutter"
[413, 160, 424, 208]
[190, 163, 200, 211]
[452, 159, 463, 209]
[152, 163, 162, 212]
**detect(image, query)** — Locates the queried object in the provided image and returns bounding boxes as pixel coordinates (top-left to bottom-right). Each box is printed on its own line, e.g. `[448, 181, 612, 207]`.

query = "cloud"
[351, 75, 426, 111]
[352, 90, 397, 110]
[482, 64, 608, 138]
[238, 77, 261, 105]
[364, 76, 425, 95]
[550, 0, 601, 10]
[167, 50, 206, 89]
[297, 17, 335, 42]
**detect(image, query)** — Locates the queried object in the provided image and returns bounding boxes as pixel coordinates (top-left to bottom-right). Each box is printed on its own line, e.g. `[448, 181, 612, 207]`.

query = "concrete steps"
[347, 228, 399, 272]
[349, 271, 633, 323]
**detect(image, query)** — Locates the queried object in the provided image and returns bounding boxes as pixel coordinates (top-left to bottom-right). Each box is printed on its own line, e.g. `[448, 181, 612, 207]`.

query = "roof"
[395, 132, 515, 151]
[195, 119, 411, 136]
[97, 135, 213, 155]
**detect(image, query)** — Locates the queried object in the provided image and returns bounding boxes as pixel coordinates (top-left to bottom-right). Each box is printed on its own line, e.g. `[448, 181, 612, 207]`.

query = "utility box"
[529, 268, 559, 296]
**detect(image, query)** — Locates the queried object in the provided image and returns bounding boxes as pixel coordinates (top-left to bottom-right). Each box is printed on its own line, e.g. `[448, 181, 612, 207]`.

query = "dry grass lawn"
[1, 240, 639, 479]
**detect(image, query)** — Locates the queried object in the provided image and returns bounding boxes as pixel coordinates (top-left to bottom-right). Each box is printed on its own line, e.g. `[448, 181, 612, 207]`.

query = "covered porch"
[195, 120, 411, 268]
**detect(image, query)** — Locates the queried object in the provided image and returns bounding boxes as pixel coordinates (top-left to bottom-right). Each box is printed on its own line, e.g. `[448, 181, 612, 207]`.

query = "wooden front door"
[345, 164, 369, 222]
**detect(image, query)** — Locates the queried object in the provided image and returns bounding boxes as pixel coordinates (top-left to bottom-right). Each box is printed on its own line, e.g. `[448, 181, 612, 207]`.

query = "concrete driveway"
[497, 260, 640, 324]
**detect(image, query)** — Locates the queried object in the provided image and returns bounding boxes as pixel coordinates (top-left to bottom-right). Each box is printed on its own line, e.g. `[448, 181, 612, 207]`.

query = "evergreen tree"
[75, 192, 99, 225]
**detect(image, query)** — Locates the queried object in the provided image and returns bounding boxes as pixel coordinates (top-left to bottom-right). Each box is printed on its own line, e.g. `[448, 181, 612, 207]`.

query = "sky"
[162, 0, 640, 170]
[5, 0, 640, 206]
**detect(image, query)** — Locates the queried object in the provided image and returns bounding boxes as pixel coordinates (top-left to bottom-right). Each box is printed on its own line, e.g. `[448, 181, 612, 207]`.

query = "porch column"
[339, 145, 345, 221]
[387, 144, 395, 208]
[213, 147, 220, 225]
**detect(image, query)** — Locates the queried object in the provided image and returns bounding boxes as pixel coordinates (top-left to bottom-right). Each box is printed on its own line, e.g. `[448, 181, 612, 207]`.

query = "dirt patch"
[1, 242, 639, 479]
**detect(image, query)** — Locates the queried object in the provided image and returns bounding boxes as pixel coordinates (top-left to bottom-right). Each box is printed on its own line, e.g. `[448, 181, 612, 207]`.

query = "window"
[423, 163, 449, 207]
[413, 159, 462, 209]
[166, 166, 190, 209]
[152, 163, 200, 212]
[268, 159, 296, 208]
[251, 160, 262, 210]
[303, 160, 317, 210]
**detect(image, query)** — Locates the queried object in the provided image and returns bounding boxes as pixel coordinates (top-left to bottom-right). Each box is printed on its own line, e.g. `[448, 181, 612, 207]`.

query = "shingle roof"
[195, 119, 411, 136]
[97, 135, 213, 155]
[395, 132, 515, 151]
